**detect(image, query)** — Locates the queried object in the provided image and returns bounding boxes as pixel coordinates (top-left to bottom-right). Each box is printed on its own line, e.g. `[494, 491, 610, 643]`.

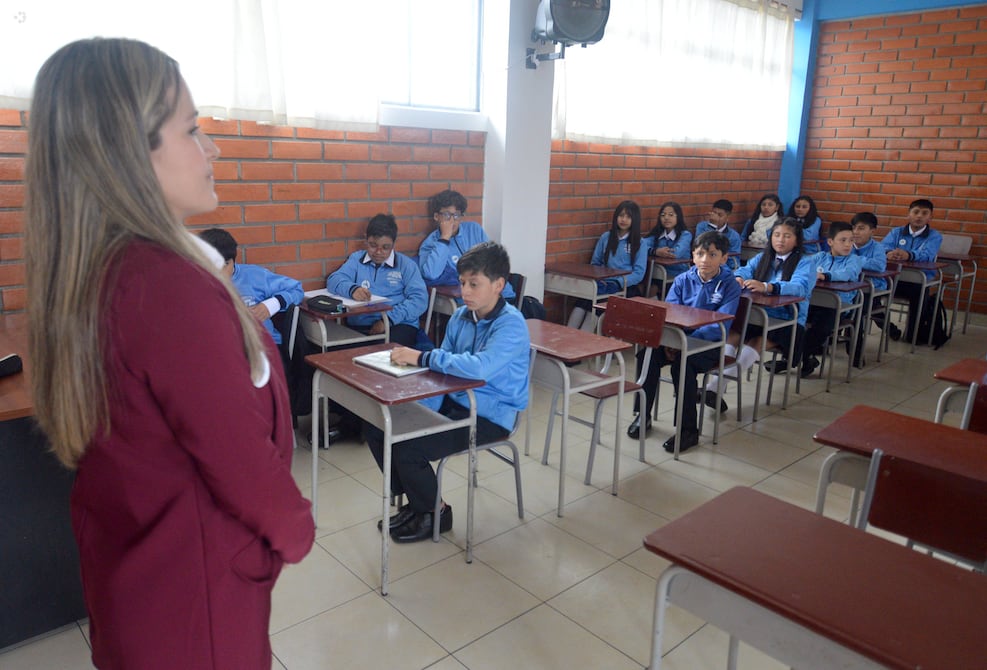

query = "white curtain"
[552, 0, 796, 148]
[0, 0, 382, 130]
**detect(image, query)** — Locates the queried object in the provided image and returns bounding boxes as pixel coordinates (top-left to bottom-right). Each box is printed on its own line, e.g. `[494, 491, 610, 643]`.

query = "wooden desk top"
[544, 262, 629, 280]
[814, 280, 869, 292]
[741, 289, 803, 308]
[741, 242, 767, 249]
[643, 486, 987, 670]
[933, 358, 987, 387]
[899, 260, 947, 271]
[526, 319, 630, 363]
[299, 301, 392, 321]
[649, 256, 690, 266]
[619, 296, 731, 330]
[0, 313, 32, 421]
[429, 284, 462, 299]
[305, 343, 483, 406]
[937, 251, 973, 262]
[862, 268, 900, 279]
[812, 404, 987, 482]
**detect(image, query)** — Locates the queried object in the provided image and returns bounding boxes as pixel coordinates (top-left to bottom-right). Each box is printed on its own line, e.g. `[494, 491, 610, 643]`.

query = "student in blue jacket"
[879, 198, 942, 342]
[695, 199, 742, 270]
[567, 200, 649, 331]
[326, 214, 427, 347]
[701, 218, 816, 410]
[647, 201, 693, 286]
[367, 242, 530, 543]
[199, 227, 303, 345]
[628, 231, 741, 453]
[740, 194, 784, 246]
[788, 195, 824, 254]
[851, 211, 887, 366]
[799, 222, 865, 378]
[417, 188, 514, 300]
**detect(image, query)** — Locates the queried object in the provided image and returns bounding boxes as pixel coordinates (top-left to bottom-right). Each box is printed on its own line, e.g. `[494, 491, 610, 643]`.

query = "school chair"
[698, 295, 752, 425]
[857, 440, 987, 572]
[507, 272, 526, 308]
[552, 296, 666, 483]
[861, 266, 900, 363]
[423, 284, 459, 343]
[431, 352, 534, 541]
[801, 283, 865, 393]
[938, 233, 977, 336]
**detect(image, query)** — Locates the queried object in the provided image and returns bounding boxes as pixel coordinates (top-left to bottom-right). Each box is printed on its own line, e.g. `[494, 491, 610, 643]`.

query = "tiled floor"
[3, 316, 984, 669]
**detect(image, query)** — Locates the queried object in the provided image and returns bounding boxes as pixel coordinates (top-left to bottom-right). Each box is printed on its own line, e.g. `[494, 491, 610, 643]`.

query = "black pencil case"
[0, 353, 23, 378]
[307, 295, 345, 314]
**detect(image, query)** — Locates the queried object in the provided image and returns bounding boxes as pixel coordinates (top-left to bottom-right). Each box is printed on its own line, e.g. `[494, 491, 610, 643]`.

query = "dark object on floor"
[698, 389, 728, 414]
[764, 360, 788, 374]
[390, 505, 453, 543]
[887, 322, 902, 342]
[800, 356, 820, 378]
[377, 505, 415, 532]
[916, 299, 951, 350]
[308, 427, 341, 450]
[663, 431, 699, 454]
[627, 414, 652, 439]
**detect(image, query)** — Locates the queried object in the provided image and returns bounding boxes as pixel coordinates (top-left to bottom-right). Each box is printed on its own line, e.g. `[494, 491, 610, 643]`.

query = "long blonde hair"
[25, 38, 266, 468]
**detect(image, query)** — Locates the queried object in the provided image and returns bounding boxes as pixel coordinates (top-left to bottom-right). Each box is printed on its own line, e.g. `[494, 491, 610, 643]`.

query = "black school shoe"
[662, 430, 699, 454]
[697, 390, 728, 415]
[627, 414, 653, 439]
[887, 323, 902, 341]
[763, 360, 788, 374]
[377, 504, 415, 532]
[800, 356, 820, 378]
[391, 505, 453, 543]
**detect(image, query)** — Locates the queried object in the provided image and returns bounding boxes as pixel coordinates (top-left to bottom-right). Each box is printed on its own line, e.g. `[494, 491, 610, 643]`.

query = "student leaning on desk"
[367, 242, 530, 543]
[326, 213, 428, 347]
[24, 38, 314, 670]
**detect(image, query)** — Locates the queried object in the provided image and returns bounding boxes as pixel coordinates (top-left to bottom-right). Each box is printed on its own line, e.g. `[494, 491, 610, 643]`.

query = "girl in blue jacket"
[647, 201, 693, 290]
[789, 194, 824, 255]
[567, 200, 648, 330]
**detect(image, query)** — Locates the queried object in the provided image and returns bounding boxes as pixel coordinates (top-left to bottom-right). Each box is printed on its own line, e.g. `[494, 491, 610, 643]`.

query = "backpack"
[916, 299, 950, 350]
[520, 295, 547, 320]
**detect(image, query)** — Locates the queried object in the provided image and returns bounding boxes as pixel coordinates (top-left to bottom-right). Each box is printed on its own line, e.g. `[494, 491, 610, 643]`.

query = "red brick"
[187, 206, 242, 226]
[0, 156, 24, 181]
[451, 147, 484, 163]
[274, 223, 325, 242]
[296, 163, 344, 180]
[215, 138, 270, 159]
[390, 164, 429, 181]
[244, 203, 296, 222]
[324, 142, 369, 161]
[273, 183, 321, 201]
[389, 127, 432, 143]
[272, 141, 323, 160]
[241, 162, 295, 180]
[412, 146, 451, 163]
[0, 110, 23, 127]
[0, 129, 28, 153]
[216, 183, 270, 202]
[300, 241, 346, 260]
[0, 184, 25, 207]
[431, 130, 469, 145]
[345, 163, 389, 181]
[323, 183, 369, 200]
[296, 127, 345, 140]
[244, 245, 298, 264]
[200, 118, 239, 135]
[370, 144, 413, 162]
[370, 183, 411, 199]
[240, 121, 294, 138]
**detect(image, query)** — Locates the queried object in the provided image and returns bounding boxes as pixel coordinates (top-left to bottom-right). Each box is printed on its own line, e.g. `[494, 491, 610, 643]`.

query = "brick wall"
[544, 140, 782, 319]
[804, 4, 987, 310]
[0, 113, 485, 312]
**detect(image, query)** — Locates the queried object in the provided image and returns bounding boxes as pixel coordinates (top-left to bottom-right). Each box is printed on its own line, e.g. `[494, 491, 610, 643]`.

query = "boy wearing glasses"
[418, 189, 515, 300]
[327, 213, 428, 347]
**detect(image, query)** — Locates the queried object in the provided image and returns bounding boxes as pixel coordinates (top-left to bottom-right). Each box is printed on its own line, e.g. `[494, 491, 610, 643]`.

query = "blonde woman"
[25, 38, 314, 669]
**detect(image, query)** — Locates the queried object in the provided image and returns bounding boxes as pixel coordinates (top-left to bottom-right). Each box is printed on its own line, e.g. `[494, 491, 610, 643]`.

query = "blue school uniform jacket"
[879, 224, 943, 279]
[853, 239, 888, 290]
[799, 216, 823, 255]
[695, 221, 742, 269]
[417, 220, 514, 299]
[231, 264, 303, 344]
[811, 252, 864, 305]
[417, 299, 530, 432]
[326, 250, 428, 329]
[736, 253, 817, 326]
[666, 265, 742, 341]
[648, 230, 693, 278]
[591, 231, 650, 289]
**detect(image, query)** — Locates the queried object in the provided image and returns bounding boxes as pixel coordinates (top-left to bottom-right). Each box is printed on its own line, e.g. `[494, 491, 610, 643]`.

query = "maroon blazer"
[71, 240, 314, 669]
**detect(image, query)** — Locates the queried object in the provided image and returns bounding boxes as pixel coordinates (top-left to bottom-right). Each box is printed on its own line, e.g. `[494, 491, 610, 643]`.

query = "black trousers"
[891, 281, 927, 340]
[803, 306, 837, 359]
[635, 346, 721, 433]
[364, 397, 509, 513]
[352, 322, 419, 347]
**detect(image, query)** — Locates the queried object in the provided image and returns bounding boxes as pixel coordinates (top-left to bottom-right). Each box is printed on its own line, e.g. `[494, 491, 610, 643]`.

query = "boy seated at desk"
[695, 199, 742, 270]
[878, 198, 942, 342]
[417, 188, 515, 301]
[367, 242, 530, 543]
[326, 213, 428, 347]
[628, 231, 741, 453]
[799, 221, 865, 378]
[851, 211, 887, 367]
[199, 227, 303, 346]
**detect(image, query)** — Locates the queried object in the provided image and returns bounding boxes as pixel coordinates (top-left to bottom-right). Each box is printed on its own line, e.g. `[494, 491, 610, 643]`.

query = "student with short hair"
[647, 201, 693, 282]
[627, 231, 741, 453]
[788, 194, 824, 254]
[695, 199, 741, 270]
[740, 194, 785, 246]
[799, 221, 865, 378]
[879, 198, 942, 342]
[199, 227, 303, 345]
[326, 213, 428, 347]
[851, 211, 887, 366]
[567, 200, 649, 331]
[417, 188, 515, 300]
[366, 242, 530, 543]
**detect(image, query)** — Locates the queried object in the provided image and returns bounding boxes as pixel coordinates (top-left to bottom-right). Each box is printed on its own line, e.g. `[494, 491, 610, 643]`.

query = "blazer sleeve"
[624, 240, 650, 287]
[326, 253, 361, 296]
[672, 231, 692, 260]
[779, 256, 816, 298]
[118, 262, 314, 564]
[910, 229, 942, 262]
[691, 279, 742, 342]
[425, 310, 530, 382]
[389, 259, 429, 325]
[264, 269, 303, 310]
[418, 232, 450, 282]
[590, 233, 608, 266]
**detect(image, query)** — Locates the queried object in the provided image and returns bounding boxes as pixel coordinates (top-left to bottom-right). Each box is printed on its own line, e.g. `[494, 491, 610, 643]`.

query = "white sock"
[580, 312, 598, 332]
[567, 307, 587, 329]
[738, 344, 760, 371]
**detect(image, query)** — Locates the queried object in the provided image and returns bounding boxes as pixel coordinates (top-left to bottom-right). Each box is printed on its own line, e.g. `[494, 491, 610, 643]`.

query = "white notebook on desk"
[304, 288, 389, 309]
[353, 350, 428, 377]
